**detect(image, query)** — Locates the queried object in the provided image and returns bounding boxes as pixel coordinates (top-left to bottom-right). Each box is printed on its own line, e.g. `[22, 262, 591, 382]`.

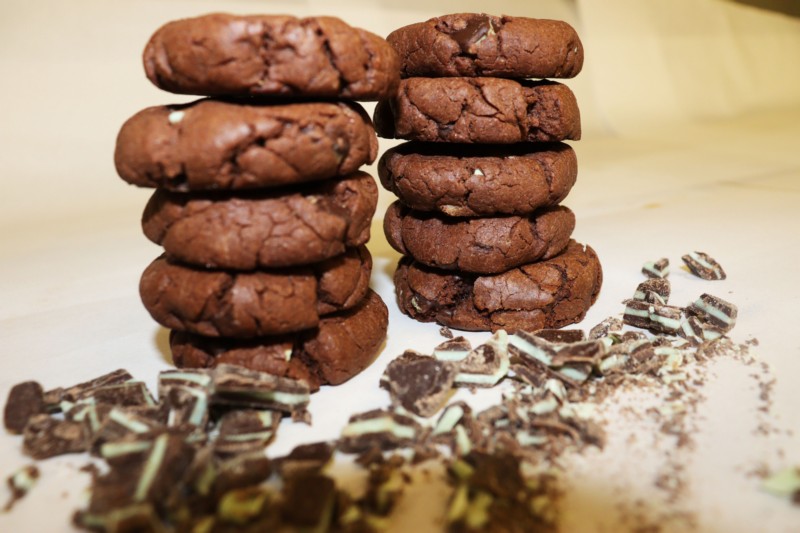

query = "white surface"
[1, 0, 800, 531]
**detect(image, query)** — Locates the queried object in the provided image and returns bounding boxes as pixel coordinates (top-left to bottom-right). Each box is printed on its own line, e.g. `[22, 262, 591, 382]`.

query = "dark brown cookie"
[143, 13, 399, 100]
[115, 99, 377, 191]
[378, 142, 577, 216]
[374, 78, 580, 143]
[384, 201, 574, 274]
[142, 172, 378, 270]
[387, 14, 583, 79]
[170, 289, 389, 391]
[394, 240, 602, 332]
[140, 247, 372, 338]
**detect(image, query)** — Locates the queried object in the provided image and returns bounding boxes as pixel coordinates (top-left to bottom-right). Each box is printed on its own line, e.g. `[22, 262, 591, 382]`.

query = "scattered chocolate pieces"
[4, 464, 39, 511]
[642, 257, 670, 279]
[682, 251, 726, 280]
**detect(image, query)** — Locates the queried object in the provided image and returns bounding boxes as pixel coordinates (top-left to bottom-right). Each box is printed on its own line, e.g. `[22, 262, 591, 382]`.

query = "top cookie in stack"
[114, 13, 399, 390]
[375, 13, 602, 332]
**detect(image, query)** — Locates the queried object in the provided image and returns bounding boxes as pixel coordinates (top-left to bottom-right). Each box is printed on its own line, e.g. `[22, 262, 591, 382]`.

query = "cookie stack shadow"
[375, 13, 603, 332]
[114, 14, 401, 390]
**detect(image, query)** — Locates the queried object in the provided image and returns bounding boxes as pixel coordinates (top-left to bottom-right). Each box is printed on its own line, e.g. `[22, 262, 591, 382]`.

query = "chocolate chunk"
[157, 369, 214, 398]
[688, 293, 737, 332]
[214, 409, 280, 456]
[275, 442, 334, 477]
[4, 381, 46, 434]
[381, 352, 457, 417]
[56, 369, 135, 403]
[130, 433, 196, 504]
[451, 15, 492, 52]
[642, 257, 670, 279]
[4, 464, 39, 511]
[623, 299, 684, 335]
[633, 278, 671, 305]
[588, 317, 623, 340]
[211, 364, 310, 416]
[90, 381, 157, 408]
[163, 386, 209, 431]
[90, 406, 167, 452]
[507, 331, 593, 385]
[433, 337, 473, 363]
[533, 329, 585, 344]
[681, 251, 726, 280]
[431, 402, 479, 456]
[339, 409, 422, 453]
[440, 326, 454, 339]
[281, 473, 336, 529]
[453, 332, 510, 388]
[509, 364, 548, 388]
[211, 453, 273, 502]
[23, 414, 89, 459]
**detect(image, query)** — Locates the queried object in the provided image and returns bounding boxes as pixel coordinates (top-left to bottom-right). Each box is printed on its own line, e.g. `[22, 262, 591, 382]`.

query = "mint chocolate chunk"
[682, 251, 726, 280]
[642, 257, 669, 278]
[688, 293, 737, 332]
[633, 278, 671, 305]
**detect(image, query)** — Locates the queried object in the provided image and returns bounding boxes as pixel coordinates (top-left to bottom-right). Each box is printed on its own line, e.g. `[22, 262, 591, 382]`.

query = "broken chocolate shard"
[533, 329, 585, 344]
[623, 299, 683, 335]
[4, 464, 40, 511]
[163, 386, 209, 430]
[211, 452, 273, 502]
[4, 381, 46, 434]
[633, 278, 671, 305]
[56, 369, 135, 403]
[214, 409, 280, 456]
[453, 331, 510, 388]
[23, 414, 89, 459]
[276, 441, 334, 477]
[589, 316, 623, 340]
[339, 409, 421, 453]
[382, 352, 456, 417]
[689, 293, 737, 332]
[211, 364, 309, 415]
[90, 406, 167, 453]
[90, 381, 157, 408]
[642, 257, 670, 279]
[439, 326, 454, 339]
[433, 336, 472, 362]
[682, 251, 726, 280]
[158, 369, 214, 399]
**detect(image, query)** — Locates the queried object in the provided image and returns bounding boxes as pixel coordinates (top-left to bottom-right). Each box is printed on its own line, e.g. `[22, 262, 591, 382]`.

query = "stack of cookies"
[114, 13, 400, 390]
[375, 13, 603, 332]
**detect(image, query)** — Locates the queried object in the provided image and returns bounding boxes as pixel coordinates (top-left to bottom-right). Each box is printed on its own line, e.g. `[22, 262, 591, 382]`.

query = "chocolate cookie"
[142, 172, 378, 270]
[378, 142, 577, 216]
[140, 247, 372, 338]
[374, 78, 580, 143]
[143, 13, 399, 100]
[115, 99, 377, 191]
[394, 240, 602, 332]
[384, 201, 574, 274]
[170, 289, 389, 391]
[387, 14, 583, 79]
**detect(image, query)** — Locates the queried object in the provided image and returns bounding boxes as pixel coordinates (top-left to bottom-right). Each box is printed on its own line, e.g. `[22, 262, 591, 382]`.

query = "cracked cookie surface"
[143, 13, 399, 99]
[115, 99, 377, 190]
[379, 142, 576, 216]
[387, 13, 583, 79]
[384, 201, 574, 274]
[139, 246, 372, 338]
[394, 240, 602, 332]
[374, 77, 580, 143]
[143, 172, 378, 269]
[170, 289, 389, 391]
